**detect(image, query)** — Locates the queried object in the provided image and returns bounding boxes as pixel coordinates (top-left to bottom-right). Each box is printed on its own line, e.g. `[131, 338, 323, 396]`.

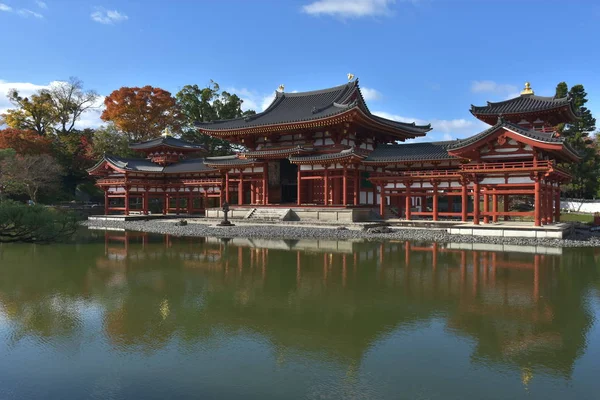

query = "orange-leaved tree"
[0, 128, 54, 155]
[100, 86, 181, 142]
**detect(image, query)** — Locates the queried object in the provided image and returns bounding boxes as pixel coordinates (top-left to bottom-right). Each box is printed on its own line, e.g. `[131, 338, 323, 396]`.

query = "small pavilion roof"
[363, 141, 458, 164]
[195, 80, 431, 139]
[129, 136, 206, 152]
[448, 118, 581, 160]
[470, 93, 578, 121]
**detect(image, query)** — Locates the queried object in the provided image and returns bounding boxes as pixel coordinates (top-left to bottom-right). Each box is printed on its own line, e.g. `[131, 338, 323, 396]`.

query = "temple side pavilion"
[89, 80, 579, 226]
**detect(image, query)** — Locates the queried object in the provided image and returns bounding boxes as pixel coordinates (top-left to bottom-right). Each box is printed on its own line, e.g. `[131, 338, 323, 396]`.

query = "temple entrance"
[280, 159, 298, 203]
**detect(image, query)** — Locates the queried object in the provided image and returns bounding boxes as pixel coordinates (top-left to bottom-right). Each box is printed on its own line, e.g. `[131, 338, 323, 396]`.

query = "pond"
[0, 230, 599, 399]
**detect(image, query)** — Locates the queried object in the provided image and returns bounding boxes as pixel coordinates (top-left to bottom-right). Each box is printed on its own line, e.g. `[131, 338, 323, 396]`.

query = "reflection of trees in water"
[0, 233, 598, 378]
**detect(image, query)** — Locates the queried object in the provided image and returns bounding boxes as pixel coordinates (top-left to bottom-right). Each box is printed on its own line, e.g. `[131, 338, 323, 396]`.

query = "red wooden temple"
[89, 80, 580, 226]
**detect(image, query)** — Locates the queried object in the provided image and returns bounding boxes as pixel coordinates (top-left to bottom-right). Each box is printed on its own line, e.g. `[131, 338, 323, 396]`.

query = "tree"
[0, 128, 53, 155]
[176, 81, 256, 156]
[91, 123, 137, 158]
[51, 77, 100, 134]
[1, 89, 58, 136]
[0, 153, 63, 202]
[555, 82, 599, 198]
[101, 86, 181, 142]
[0, 200, 79, 243]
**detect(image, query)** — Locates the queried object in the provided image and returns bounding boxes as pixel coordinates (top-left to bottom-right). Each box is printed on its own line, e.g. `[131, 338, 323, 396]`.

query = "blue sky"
[1, 0, 599, 141]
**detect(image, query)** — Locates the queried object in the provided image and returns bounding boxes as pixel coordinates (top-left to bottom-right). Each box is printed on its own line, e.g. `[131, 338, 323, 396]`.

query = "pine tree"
[555, 82, 599, 198]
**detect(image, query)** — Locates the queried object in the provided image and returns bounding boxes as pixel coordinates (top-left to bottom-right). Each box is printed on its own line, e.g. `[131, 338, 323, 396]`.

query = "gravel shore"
[83, 219, 600, 248]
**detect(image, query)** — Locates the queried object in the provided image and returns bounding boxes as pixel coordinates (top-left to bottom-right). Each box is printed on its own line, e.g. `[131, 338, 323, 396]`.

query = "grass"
[560, 213, 595, 224]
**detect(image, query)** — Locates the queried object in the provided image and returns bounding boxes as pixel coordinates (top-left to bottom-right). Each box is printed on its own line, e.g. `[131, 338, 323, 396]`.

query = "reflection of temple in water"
[0, 231, 595, 384]
[89, 231, 594, 379]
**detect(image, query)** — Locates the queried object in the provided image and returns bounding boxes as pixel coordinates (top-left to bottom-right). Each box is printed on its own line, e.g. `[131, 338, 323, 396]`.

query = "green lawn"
[560, 213, 595, 224]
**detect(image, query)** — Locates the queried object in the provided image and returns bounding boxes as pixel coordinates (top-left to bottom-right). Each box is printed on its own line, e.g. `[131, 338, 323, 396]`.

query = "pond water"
[0, 230, 599, 400]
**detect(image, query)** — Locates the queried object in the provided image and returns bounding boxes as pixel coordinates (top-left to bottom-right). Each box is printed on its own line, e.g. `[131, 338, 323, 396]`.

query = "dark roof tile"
[195, 81, 431, 137]
[364, 142, 457, 164]
[470, 94, 576, 116]
[129, 136, 206, 151]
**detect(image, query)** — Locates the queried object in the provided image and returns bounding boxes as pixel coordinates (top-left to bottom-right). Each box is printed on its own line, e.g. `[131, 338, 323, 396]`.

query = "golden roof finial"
[161, 127, 171, 137]
[347, 73, 355, 81]
[521, 82, 534, 95]
[277, 84, 285, 92]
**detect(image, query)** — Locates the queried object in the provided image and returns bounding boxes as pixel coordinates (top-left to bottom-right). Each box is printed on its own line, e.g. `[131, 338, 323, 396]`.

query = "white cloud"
[226, 87, 277, 113]
[360, 87, 382, 101]
[471, 80, 518, 96]
[17, 8, 43, 18]
[91, 7, 128, 24]
[0, 79, 105, 129]
[302, 0, 396, 18]
[373, 110, 487, 141]
[0, 3, 12, 12]
[35, 1, 47, 9]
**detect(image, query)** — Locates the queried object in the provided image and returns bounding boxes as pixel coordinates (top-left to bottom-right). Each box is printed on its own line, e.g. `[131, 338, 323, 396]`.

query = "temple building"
[89, 79, 579, 226]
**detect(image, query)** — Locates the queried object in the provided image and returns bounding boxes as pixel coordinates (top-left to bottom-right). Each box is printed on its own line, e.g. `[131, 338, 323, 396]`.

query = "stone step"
[246, 208, 289, 221]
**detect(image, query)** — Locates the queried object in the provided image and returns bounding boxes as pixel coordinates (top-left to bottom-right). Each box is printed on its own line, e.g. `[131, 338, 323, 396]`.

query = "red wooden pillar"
[225, 171, 230, 204]
[405, 187, 412, 220]
[461, 181, 468, 222]
[104, 189, 109, 215]
[546, 186, 553, 224]
[238, 172, 243, 206]
[503, 194, 509, 221]
[432, 183, 439, 221]
[473, 182, 480, 225]
[534, 177, 541, 226]
[250, 181, 255, 204]
[175, 190, 180, 215]
[354, 169, 360, 206]
[297, 167, 302, 206]
[124, 187, 130, 216]
[164, 192, 168, 215]
[264, 163, 269, 205]
[324, 168, 329, 205]
[555, 185, 561, 222]
[342, 165, 348, 206]
[379, 183, 385, 218]
[492, 193, 498, 223]
[483, 190, 489, 224]
[143, 189, 149, 215]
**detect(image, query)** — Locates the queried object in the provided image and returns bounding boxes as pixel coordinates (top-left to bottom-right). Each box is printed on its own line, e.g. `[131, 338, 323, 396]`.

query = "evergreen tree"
[555, 82, 599, 198]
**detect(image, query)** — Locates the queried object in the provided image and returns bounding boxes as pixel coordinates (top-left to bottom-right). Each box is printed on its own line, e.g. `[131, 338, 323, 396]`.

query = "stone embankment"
[83, 219, 600, 248]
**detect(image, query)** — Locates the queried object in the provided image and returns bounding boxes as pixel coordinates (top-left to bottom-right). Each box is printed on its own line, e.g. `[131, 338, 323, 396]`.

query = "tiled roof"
[289, 148, 365, 164]
[195, 80, 431, 137]
[87, 155, 217, 174]
[447, 118, 563, 151]
[240, 146, 312, 158]
[470, 94, 576, 116]
[163, 158, 216, 174]
[129, 136, 206, 151]
[363, 141, 458, 164]
[204, 155, 258, 167]
[103, 155, 164, 172]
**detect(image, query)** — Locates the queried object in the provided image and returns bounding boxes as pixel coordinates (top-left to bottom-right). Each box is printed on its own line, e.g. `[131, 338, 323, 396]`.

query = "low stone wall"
[448, 224, 573, 239]
[206, 207, 374, 222]
[560, 200, 600, 214]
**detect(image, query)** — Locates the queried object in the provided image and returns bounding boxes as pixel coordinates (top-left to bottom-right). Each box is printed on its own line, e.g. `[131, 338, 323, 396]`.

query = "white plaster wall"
[560, 200, 600, 213]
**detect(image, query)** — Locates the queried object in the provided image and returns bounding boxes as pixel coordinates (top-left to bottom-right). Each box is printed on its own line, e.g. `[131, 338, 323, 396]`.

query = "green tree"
[555, 82, 599, 198]
[1, 89, 58, 136]
[0, 200, 79, 243]
[91, 123, 137, 158]
[176, 81, 255, 156]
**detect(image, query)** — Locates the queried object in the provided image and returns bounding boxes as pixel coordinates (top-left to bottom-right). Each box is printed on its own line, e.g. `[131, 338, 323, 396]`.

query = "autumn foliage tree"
[101, 86, 181, 142]
[0, 128, 53, 155]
